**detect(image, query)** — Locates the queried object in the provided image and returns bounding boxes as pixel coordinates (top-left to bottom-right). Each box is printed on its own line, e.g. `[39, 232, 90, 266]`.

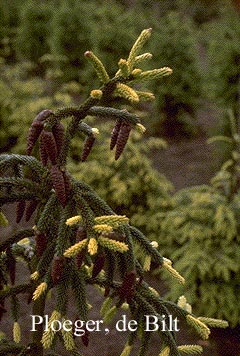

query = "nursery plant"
[0, 29, 227, 356]
[15, 0, 52, 73]
[205, 5, 240, 117]
[0, 61, 76, 154]
[148, 11, 202, 137]
[159, 112, 240, 327]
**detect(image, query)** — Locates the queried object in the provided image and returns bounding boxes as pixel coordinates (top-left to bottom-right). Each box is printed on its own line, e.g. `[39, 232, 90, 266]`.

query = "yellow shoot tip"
[84, 51, 109, 83]
[131, 68, 142, 77]
[88, 237, 98, 255]
[121, 302, 129, 311]
[120, 344, 133, 356]
[63, 238, 88, 258]
[143, 255, 151, 271]
[186, 315, 210, 340]
[136, 123, 146, 134]
[66, 215, 82, 226]
[177, 345, 203, 355]
[84, 50, 91, 57]
[197, 317, 229, 328]
[94, 214, 129, 227]
[98, 236, 128, 253]
[13, 322, 21, 343]
[162, 260, 185, 285]
[177, 295, 192, 313]
[90, 90, 103, 99]
[158, 346, 170, 356]
[127, 28, 153, 71]
[118, 58, 130, 78]
[92, 127, 100, 136]
[93, 224, 113, 233]
[114, 83, 139, 103]
[0, 211, 8, 226]
[151, 241, 158, 248]
[31, 271, 39, 280]
[163, 257, 172, 265]
[148, 286, 160, 297]
[32, 282, 47, 301]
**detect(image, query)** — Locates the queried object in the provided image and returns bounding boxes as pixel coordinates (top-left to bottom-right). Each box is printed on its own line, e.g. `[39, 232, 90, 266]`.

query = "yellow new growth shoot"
[84, 51, 109, 83]
[127, 28, 152, 71]
[177, 344, 203, 355]
[120, 343, 133, 356]
[88, 237, 98, 255]
[94, 214, 129, 227]
[13, 322, 21, 343]
[186, 315, 210, 340]
[65, 215, 82, 226]
[98, 236, 128, 253]
[114, 83, 139, 103]
[162, 259, 185, 284]
[41, 310, 61, 349]
[30, 271, 39, 280]
[197, 317, 228, 328]
[61, 329, 75, 351]
[63, 238, 88, 258]
[93, 224, 113, 233]
[32, 282, 47, 301]
[158, 346, 170, 356]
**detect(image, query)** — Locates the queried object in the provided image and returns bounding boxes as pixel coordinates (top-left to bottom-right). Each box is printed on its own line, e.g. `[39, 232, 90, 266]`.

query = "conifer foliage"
[159, 111, 240, 326]
[0, 29, 227, 356]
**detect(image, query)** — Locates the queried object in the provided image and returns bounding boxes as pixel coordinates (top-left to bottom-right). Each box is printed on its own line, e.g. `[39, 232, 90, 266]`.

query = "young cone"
[110, 119, 122, 150]
[92, 253, 105, 278]
[41, 130, 58, 166]
[115, 122, 132, 160]
[50, 165, 67, 207]
[62, 169, 72, 201]
[51, 256, 65, 285]
[26, 109, 53, 155]
[39, 136, 48, 166]
[52, 122, 65, 155]
[35, 231, 48, 257]
[118, 270, 136, 303]
[81, 328, 90, 347]
[81, 135, 96, 162]
[6, 247, 16, 285]
[76, 249, 86, 269]
[76, 226, 87, 240]
[16, 200, 26, 223]
[25, 200, 38, 222]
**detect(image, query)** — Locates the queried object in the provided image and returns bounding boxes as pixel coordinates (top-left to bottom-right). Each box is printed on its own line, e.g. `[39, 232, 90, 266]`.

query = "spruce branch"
[0, 154, 47, 180]
[0, 283, 32, 299]
[0, 229, 33, 252]
[0, 27, 228, 356]
[0, 192, 37, 206]
[88, 106, 141, 125]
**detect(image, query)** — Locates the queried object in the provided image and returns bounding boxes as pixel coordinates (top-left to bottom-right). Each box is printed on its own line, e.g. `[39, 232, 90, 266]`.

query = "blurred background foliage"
[0, 0, 240, 339]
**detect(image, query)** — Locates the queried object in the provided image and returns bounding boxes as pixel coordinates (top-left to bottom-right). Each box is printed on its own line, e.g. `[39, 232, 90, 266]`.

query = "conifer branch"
[0, 283, 32, 299]
[0, 229, 33, 252]
[0, 28, 227, 356]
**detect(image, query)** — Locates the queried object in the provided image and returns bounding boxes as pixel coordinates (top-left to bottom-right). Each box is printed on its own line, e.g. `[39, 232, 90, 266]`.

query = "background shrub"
[148, 11, 202, 137]
[205, 5, 240, 117]
[15, 0, 52, 73]
[157, 119, 240, 326]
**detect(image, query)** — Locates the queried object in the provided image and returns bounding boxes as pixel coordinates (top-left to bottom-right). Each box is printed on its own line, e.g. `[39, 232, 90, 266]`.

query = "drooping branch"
[0, 229, 33, 252]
